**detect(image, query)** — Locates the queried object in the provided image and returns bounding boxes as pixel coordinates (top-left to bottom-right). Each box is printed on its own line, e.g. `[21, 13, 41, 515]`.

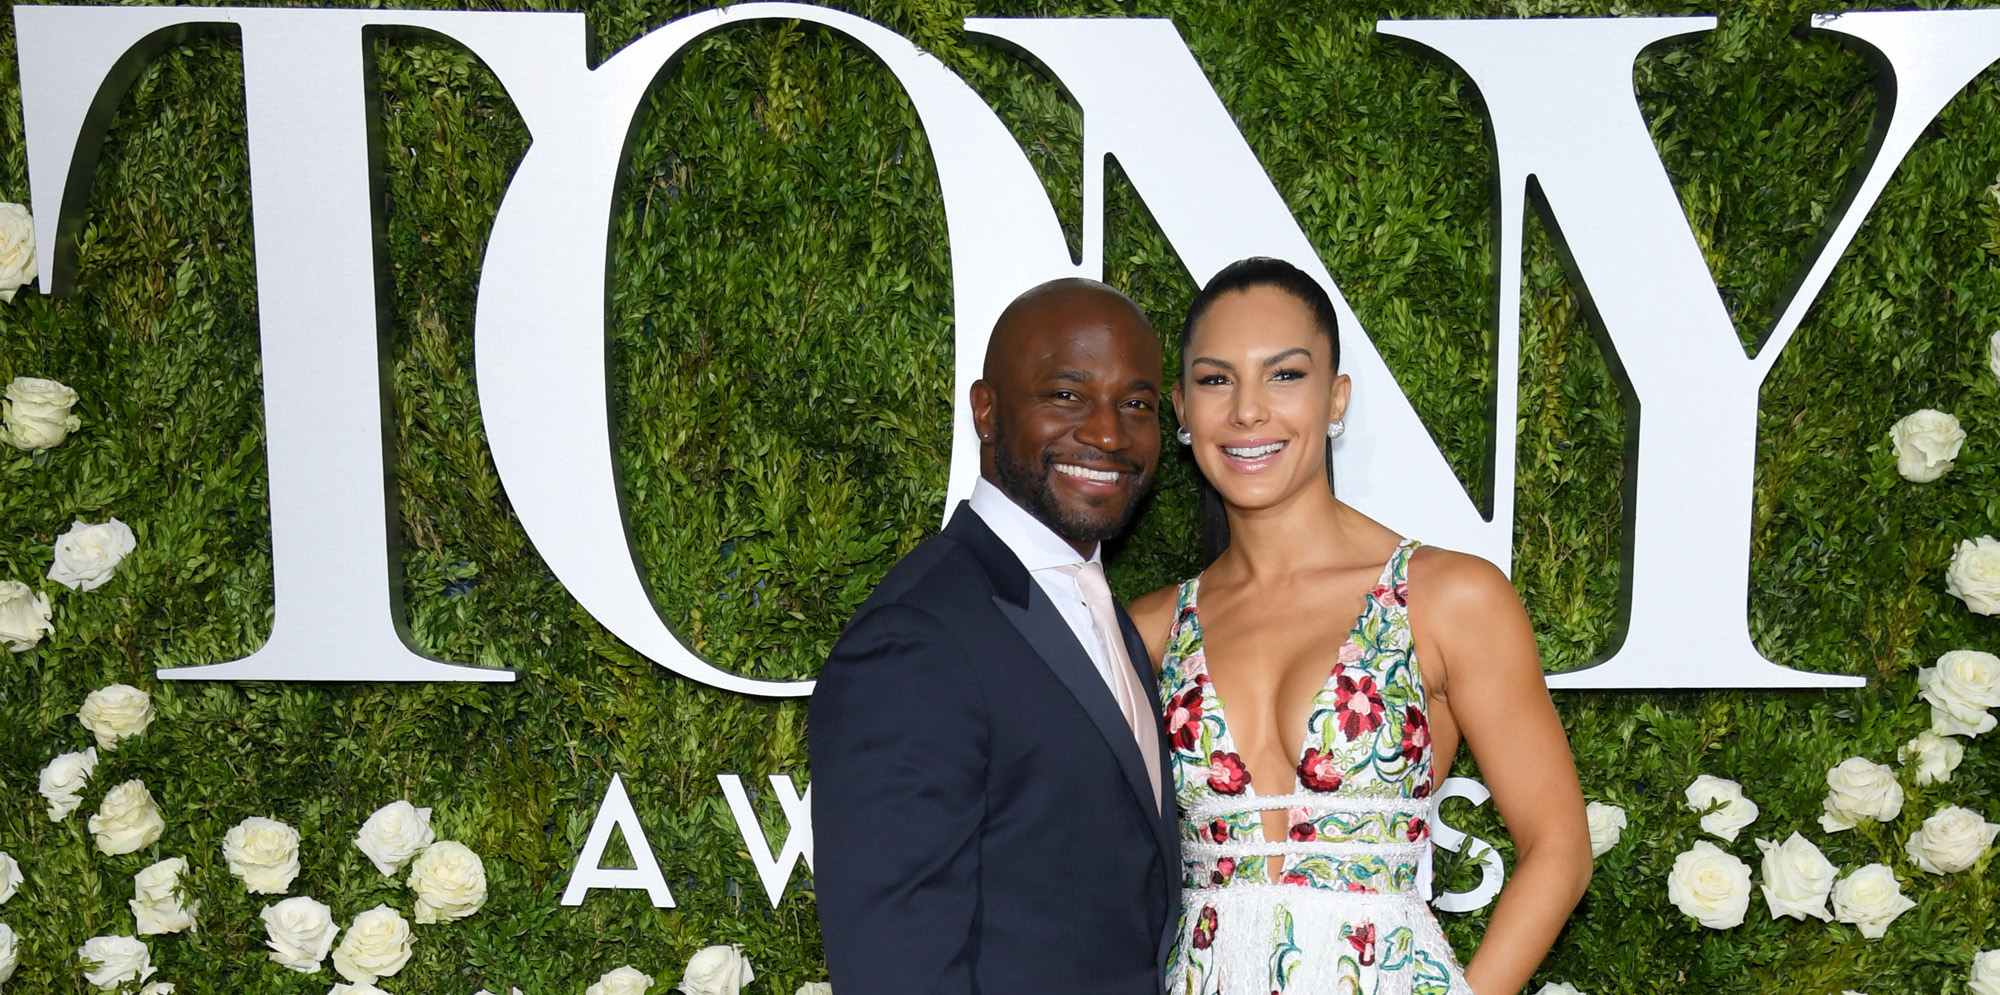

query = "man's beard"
[991, 428, 1152, 545]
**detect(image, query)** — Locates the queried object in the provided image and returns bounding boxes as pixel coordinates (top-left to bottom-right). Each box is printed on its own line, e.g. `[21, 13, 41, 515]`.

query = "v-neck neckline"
[1186, 539, 1412, 802]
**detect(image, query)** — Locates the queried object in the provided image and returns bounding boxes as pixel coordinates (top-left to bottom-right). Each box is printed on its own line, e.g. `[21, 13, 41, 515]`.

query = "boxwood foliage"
[0, 0, 1997, 991]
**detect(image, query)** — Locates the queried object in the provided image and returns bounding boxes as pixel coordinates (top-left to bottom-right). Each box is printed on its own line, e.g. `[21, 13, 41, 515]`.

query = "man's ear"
[970, 380, 996, 443]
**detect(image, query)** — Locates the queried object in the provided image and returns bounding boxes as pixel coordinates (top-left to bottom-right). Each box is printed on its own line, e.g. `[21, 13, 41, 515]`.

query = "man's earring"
[1327, 420, 1345, 440]
[1175, 426, 1192, 445]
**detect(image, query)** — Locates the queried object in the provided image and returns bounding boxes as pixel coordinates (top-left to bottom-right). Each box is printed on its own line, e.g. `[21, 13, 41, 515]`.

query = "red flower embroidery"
[1215, 857, 1235, 879]
[1346, 922, 1377, 965]
[1297, 747, 1345, 792]
[1400, 705, 1431, 763]
[1208, 819, 1231, 843]
[1192, 905, 1218, 949]
[1407, 817, 1428, 841]
[1412, 779, 1432, 799]
[1289, 821, 1317, 842]
[1165, 685, 1204, 752]
[1208, 751, 1251, 795]
[1333, 673, 1386, 740]
[1281, 870, 1310, 887]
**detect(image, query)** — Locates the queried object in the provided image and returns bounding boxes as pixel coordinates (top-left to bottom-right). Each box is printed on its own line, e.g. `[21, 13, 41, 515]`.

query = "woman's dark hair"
[1179, 257, 1342, 567]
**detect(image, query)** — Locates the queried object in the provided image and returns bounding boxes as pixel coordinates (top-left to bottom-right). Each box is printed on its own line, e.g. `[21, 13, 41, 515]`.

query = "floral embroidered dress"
[1159, 539, 1473, 995]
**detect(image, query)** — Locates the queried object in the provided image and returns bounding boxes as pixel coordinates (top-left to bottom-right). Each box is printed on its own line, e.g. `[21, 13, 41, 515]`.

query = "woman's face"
[1174, 285, 1349, 512]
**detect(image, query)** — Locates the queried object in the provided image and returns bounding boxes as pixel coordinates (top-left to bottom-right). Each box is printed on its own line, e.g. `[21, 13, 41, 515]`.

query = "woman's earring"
[1326, 419, 1345, 440]
[1175, 426, 1193, 446]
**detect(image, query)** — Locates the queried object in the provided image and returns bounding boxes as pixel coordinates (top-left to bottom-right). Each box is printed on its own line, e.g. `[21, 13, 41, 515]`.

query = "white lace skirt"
[1168, 882, 1475, 995]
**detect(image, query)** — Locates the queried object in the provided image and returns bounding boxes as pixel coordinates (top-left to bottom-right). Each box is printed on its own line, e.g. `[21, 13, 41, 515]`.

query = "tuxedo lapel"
[945, 505, 1163, 827]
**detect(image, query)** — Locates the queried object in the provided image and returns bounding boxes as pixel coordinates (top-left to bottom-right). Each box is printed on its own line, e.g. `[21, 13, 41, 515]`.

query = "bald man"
[811, 279, 1178, 995]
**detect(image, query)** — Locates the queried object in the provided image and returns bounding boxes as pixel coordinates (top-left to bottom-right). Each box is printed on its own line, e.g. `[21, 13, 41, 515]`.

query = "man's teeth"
[1054, 463, 1122, 483]
[1223, 442, 1285, 459]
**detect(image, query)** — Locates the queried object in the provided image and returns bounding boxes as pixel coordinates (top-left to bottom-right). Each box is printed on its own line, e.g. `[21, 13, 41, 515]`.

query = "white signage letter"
[1378, 12, 2000, 688]
[561, 773, 675, 908]
[16, 5, 580, 682]
[1429, 776, 1505, 913]
[717, 773, 814, 906]
[473, 3, 1079, 696]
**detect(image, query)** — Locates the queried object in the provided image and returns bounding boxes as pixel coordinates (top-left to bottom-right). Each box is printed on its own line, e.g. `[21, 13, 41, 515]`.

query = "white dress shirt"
[968, 477, 1120, 689]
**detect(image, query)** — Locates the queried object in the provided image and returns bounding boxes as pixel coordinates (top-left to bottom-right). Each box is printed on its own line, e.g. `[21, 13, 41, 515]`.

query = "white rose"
[1920, 649, 2000, 736]
[1832, 863, 1915, 938]
[1754, 832, 1835, 921]
[586, 965, 655, 995]
[77, 683, 154, 751]
[77, 935, 153, 990]
[1533, 985, 1583, 995]
[1684, 775, 1759, 842]
[130, 857, 198, 935]
[1948, 536, 2000, 615]
[328, 984, 392, 995]
[137, 984, 175, 995]
[1905, 805, 2000, 875]
[0, 922, 15, 985]
[678, 944, 755, 995]
[39, 747, 96, 821]
[0, 852, 18, 905]
[795, 984, 832, 995]
[1819, 757, 1904, 832]
[0, 581, 52, 652]
[1665, 840, 1752, 929]
[1899, 729, 1966, 784]
[48, 519, 136, 593]
[332, 904, 412, 984]
[2, 376, 77, 450]
[1973, 949, 2000, 995]
[1890, 408, 1966, 482]
[0, 204, 34, 303]
[225, 817, 301, 894]
[89, 780, 165, 856]
[1585, 801, 1626, 858]
[406, 841, 486, 924]
[354, 801, 434, 876]
[261, 896, 337, 973]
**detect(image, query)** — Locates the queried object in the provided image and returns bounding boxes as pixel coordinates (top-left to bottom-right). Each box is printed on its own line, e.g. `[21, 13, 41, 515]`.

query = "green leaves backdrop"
[0, 0, 1996, 991]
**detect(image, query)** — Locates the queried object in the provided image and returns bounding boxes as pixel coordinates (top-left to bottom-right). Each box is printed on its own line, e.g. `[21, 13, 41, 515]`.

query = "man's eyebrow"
[1127, 379, 1160, 393]
[1051, 369, 1092, 383]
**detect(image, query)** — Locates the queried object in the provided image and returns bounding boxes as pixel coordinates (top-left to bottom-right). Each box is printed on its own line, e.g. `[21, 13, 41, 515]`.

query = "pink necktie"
[1061, 561, 1163, 811]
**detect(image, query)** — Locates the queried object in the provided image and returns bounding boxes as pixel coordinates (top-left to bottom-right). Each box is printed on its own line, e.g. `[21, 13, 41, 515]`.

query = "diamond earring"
[1327, 420, 1345, 440]
[1175, 426, 1192, 445]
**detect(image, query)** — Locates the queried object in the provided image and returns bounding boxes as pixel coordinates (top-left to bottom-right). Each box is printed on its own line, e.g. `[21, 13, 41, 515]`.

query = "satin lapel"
[994, 587, 1160, 824]
[1117, 604, 1183, 965]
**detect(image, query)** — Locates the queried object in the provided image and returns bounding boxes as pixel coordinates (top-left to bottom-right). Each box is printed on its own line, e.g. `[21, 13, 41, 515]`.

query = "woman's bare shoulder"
[1126, 582, 1184, 670]
[1406, 543, 1520, 617]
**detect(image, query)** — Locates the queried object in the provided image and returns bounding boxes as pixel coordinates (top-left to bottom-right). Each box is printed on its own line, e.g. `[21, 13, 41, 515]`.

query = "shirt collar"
[968, 477, 1101, 572]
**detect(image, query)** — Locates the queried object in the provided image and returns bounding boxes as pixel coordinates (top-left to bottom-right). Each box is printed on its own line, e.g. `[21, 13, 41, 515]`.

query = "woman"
[1130, 257, 1590, 995]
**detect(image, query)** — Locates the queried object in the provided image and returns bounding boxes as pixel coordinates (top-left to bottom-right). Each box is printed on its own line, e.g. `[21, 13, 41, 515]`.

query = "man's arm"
[809, 603, 987, 995]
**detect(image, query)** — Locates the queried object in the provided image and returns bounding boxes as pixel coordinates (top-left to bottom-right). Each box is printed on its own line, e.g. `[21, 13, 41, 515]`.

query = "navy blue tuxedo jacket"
[810, 503, 1181, 995]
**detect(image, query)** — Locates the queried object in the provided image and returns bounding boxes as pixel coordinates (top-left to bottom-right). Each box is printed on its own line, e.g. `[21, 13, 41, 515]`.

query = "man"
[811, 278, 1177, 994]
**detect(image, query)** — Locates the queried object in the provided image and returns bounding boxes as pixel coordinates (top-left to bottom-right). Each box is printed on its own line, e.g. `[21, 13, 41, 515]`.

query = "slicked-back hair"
[1177, 257, 1343, 567]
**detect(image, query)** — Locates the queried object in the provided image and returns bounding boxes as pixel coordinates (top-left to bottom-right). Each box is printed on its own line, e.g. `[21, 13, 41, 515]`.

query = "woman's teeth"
[1054, 463, 1122, 483]
[1223, 442, 1285, 460]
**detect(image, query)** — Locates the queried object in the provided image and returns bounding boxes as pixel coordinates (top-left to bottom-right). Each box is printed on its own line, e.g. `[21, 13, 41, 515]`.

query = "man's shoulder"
[853, 530, 992, 620]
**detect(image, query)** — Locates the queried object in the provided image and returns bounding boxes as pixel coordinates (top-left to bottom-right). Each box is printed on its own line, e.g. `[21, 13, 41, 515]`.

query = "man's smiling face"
[973, 281, 1163, 556]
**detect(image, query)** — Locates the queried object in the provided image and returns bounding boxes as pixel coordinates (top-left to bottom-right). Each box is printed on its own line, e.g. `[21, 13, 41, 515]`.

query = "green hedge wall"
[1, 0, 1997, 992]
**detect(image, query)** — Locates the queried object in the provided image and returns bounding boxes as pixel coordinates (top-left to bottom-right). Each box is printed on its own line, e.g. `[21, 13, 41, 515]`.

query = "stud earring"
[1175, 426, 1192, 445]
[1327, 420, 1345, 440]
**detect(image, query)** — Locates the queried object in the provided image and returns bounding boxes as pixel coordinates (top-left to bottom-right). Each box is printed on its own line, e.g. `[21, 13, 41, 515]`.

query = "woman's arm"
[1411, 552, 1591, 995]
